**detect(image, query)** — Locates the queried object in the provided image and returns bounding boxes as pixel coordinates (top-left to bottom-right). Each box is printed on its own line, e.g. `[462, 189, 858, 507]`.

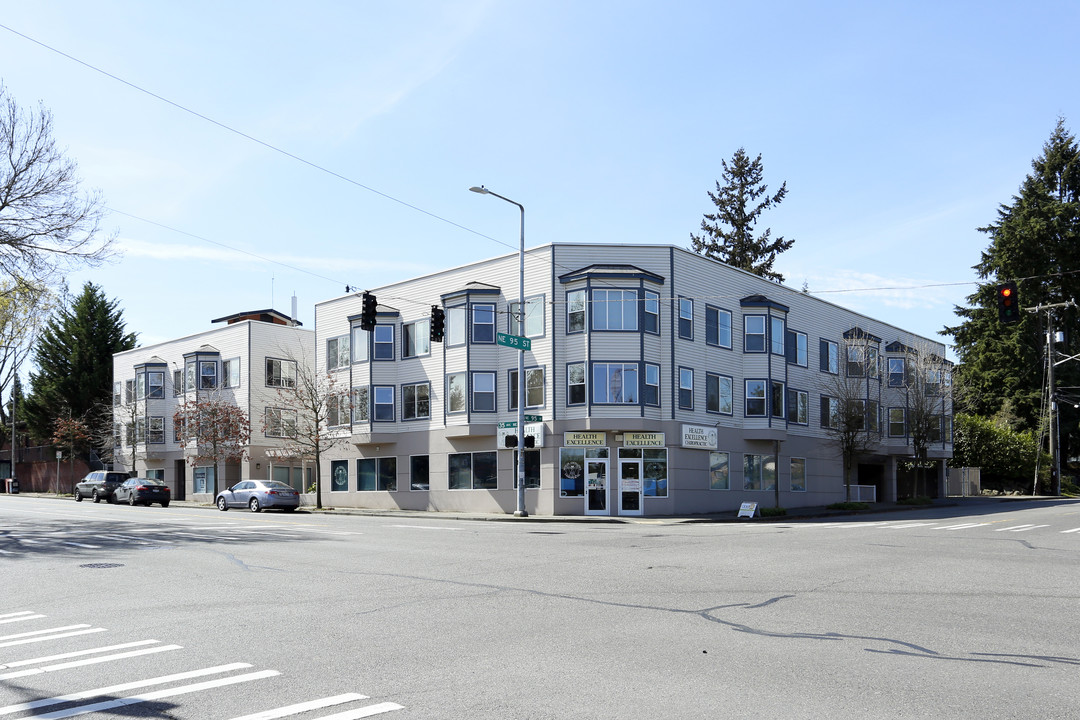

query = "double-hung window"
[706, 306, 732, 348]
[745, 380, 767, 416]
[678, 298, 693, 340]
[471, 372, 496, 412]
[403, 319, 430, 359]
[593, 363, 638, 404]
[373, 386, 395, 421]
[373, 325, 394, 360]
[744, 316, 766, 352]
[148, 417, 165, 444]
[223, 359, 240, 388]
[567, 363, 586, 405]
[200, 361, 218, 390]
[509, 368, 545, 410]
[706, 373, 733, 415]
[643, 290, 659, 333]
[566, 290, 586, 333]
[678, 367, 694, 409]
[471, 304, 495, 343]
[889, 407, 906, 437]
[327, 393, 350, 427]
[327, 335, 350, 371]
[820, 396, 839, 428]
[592, 289, 638, 331]
[888, 357, 906, 387]
[402, 382, 430, 420]
[147, 371, 164, 399]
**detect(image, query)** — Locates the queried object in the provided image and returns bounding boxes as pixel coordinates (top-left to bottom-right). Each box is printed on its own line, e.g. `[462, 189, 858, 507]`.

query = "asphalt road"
[2, 495, 1079, 719]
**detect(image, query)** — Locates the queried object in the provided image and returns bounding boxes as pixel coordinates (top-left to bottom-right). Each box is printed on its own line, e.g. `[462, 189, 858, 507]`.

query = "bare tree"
[821, 333, 883, 501]
[894, 342, 952, 497]
[174, 395, 251, 497]
[266, 349, 351, 510]
[1, 84, 114, 286]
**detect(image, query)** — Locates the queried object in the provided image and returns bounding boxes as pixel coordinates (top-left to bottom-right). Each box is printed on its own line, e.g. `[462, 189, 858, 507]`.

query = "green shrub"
[897, 496, 933, 505]
[760, 507, 787, 517]
[826, 502, 870, 511]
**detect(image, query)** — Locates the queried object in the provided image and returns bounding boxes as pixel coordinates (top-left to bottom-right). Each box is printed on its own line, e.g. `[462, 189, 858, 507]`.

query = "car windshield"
[262, 481, 293, 490]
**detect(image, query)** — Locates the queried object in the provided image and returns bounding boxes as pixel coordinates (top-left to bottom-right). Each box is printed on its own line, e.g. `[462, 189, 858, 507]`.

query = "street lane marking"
[0, 640, 160, 670]
[20, 669, 280, 719]
[61, 542, 101, 549]
[0, 643, 182, 680]
[1061, 528, 1080, 534]
[933, 523, 990, 530]
[318, 702, 406, 719]
[881, 523, 938, 529]
[0, 613, 45, 624]
[388, 524, 459, 531]
[227, 693, 371, 720]
[998, 524, 1050, 532]
[0, 625, 92, 642]
[0, 628, 107, 649]
[0, 661, 254, 716]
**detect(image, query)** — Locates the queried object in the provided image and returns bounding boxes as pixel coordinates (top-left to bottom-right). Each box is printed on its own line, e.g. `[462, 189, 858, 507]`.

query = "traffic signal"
[996, 282, 1020, 324]
[360, 292, 378, 331]
[504, 434, 518, 449]
[430, 306, 445, 342]
[523, 435, 535, 448]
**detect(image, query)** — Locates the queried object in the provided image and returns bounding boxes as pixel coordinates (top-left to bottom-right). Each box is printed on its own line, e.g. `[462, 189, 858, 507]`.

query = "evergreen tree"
[22, 283, 137, 442]
[946, 119, 1080, 461]
[690, 148, 794, 282]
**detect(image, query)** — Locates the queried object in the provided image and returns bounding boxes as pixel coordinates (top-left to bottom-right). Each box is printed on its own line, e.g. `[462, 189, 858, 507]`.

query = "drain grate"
[79, 562, 124, 569]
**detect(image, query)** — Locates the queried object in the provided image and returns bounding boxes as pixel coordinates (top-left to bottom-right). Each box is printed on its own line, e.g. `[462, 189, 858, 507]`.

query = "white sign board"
[737, 502, 759, 518]
[681, 424, 717, 450]
[497, 422, 545, 448]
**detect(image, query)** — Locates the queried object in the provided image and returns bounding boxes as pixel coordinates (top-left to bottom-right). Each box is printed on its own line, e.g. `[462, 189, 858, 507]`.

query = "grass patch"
[760, 507, 787, 517]
[826, 501, 870, 512]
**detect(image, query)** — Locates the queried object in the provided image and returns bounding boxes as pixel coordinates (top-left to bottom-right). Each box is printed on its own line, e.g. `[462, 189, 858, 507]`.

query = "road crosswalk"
[0, 611, 403, 719]
[762, 518, 1080, 535]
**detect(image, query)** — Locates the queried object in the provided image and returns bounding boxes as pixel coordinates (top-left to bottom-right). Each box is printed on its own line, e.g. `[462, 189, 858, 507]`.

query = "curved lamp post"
[469, 185, 527, 517]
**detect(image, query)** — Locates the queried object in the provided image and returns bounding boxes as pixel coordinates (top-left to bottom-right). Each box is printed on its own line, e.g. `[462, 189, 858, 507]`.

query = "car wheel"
[161, 502, 169, 508]
[249, 497, 261, 513]
[75, 490, 83, 502]
[128, 494, 137, 506]
[216, 497, 228, 511]
[92, 489, 100, 503]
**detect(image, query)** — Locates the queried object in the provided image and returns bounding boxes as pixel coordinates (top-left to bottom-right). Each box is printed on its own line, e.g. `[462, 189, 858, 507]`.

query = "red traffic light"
[996, 282, 1020, 324]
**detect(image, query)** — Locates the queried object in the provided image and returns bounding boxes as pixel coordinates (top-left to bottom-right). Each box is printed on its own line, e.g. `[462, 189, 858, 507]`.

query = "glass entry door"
[618, 458, 643, 516]
[586, 459, 609, 515]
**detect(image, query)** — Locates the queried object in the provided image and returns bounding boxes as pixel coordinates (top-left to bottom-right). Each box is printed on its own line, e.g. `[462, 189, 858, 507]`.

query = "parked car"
[114, 477, 171, 507]
[215, 480, 299, 513]
[74, 471, 131, 503]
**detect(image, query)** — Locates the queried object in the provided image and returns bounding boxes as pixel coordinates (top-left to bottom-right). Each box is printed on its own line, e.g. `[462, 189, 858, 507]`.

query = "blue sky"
[1, 1, 1077, 359]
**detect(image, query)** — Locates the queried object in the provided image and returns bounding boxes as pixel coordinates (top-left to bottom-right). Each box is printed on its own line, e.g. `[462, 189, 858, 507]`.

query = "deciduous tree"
[173, 395, 251, 497]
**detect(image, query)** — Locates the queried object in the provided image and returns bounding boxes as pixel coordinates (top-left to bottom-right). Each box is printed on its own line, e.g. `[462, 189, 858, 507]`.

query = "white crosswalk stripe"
[227, 693, 372, 720]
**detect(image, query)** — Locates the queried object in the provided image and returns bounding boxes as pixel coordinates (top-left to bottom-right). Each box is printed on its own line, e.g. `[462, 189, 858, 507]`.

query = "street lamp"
[1, 344, 15, 492]
[470, 185, 528, 517]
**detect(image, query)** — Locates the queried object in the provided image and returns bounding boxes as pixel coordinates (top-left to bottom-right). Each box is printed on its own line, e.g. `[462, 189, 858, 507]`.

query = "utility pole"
[1028, 300, 1077, 496]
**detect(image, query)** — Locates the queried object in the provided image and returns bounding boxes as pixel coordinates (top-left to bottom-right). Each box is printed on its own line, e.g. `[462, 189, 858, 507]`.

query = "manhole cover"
[79, 563, 124, 569]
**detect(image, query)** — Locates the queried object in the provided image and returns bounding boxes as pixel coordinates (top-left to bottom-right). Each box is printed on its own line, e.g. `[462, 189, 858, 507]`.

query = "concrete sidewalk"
[8, 490, 1071, 524]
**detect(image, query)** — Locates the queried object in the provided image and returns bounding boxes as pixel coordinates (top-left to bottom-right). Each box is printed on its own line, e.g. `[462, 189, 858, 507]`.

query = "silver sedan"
[215, 480, 300, 513]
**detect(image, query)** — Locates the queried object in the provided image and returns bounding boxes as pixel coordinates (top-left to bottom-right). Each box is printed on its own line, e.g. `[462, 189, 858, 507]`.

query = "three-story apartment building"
[112, 309, 314, 500]
[313, 244, 953, 516]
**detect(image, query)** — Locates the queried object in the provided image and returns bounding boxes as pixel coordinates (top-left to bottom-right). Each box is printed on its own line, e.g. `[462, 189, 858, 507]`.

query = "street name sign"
[496, 333, 531, 351]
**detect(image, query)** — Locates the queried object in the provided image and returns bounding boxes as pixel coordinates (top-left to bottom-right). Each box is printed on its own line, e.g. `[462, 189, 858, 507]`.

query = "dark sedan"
[114, 477, 171, 507]
[74, 471, 131, 503]
[215, 480, 299, 512]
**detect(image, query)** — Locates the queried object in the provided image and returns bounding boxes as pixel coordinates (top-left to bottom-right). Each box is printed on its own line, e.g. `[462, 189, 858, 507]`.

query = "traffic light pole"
[1027, 300, 1076, 496]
